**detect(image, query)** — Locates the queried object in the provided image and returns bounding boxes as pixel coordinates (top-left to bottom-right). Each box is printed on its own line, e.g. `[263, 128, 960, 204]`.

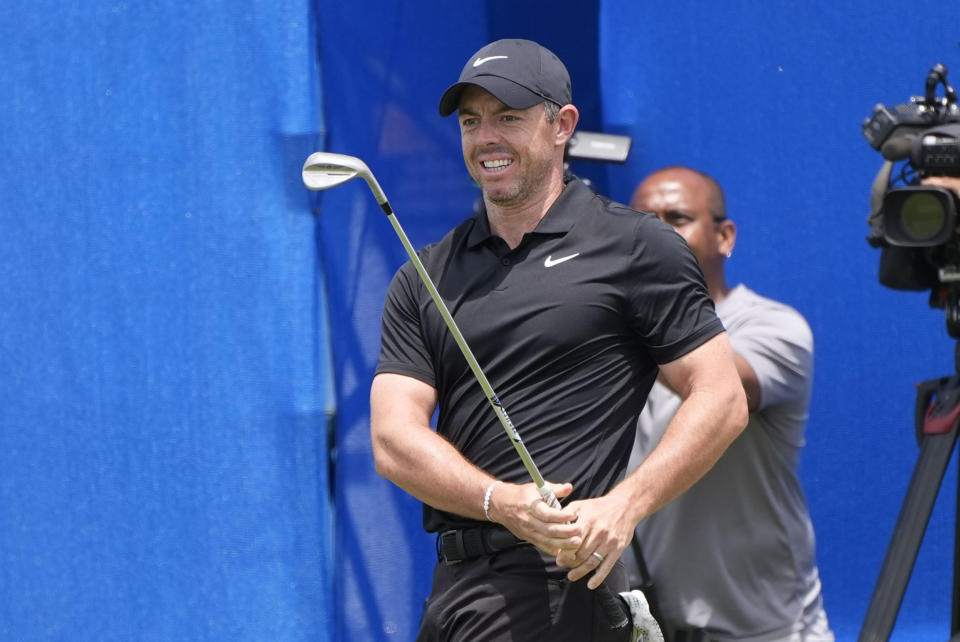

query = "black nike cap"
[438, 39, 572, 117]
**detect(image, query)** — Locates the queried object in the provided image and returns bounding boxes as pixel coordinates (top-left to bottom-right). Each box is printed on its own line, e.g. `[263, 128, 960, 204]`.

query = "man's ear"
[555, 104, 579, 146]
[718, 219, 737, 257]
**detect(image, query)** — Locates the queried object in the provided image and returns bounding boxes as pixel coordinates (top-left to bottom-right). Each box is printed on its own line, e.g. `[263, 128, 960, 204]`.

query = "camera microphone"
[881, 135, 916, 161]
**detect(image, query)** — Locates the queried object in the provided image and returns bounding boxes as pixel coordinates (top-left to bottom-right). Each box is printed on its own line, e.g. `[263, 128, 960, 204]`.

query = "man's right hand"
[922, 175, 960, 197]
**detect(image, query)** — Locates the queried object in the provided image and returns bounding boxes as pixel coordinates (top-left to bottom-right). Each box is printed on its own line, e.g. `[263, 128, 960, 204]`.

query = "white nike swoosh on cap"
[544, 253, 580, 267]
[473, 55, 509, 67]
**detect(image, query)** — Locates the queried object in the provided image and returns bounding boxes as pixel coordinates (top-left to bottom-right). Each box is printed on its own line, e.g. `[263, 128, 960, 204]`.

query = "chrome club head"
[302, 152, 372, 190]
[302, 151, 388, 207]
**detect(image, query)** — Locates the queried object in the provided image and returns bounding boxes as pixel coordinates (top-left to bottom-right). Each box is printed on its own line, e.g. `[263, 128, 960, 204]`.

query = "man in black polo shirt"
[371, 38, 748, 641]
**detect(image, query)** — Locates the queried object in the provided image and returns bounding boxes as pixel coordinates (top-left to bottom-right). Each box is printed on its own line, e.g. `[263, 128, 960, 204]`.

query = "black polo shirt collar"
[464, 177, 591, 249]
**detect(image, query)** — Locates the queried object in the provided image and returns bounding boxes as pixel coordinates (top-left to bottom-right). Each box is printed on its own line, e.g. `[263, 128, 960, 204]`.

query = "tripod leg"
[860, 427, 960, 642]
[954, 453, 960, 634]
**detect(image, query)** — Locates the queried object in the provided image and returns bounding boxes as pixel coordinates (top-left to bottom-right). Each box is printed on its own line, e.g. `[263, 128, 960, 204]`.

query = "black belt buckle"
[439, 530, 466, 565]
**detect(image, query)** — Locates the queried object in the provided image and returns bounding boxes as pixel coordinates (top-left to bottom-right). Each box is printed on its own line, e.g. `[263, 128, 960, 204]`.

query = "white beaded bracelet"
[483, 480, 503, 521]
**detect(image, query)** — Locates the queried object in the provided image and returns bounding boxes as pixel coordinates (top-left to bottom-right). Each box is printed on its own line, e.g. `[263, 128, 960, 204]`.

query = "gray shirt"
[625, 284, 831, 641]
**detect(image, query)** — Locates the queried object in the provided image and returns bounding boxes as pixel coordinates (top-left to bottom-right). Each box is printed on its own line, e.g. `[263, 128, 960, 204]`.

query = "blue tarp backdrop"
[2, 0, 960, 640]
[1, 0, 333, 639]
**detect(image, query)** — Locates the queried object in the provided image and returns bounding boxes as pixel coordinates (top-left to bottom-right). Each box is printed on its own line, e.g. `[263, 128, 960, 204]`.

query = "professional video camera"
[862, 64, 960, 335]
[859, 66, 960, 637]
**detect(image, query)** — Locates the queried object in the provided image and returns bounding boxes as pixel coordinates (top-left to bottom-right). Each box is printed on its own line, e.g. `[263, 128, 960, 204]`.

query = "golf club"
[302, 151, 632, 632]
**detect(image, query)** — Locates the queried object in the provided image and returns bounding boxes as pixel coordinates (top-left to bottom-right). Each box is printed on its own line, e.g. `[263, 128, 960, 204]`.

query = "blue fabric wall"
[1, 0, 333, 639]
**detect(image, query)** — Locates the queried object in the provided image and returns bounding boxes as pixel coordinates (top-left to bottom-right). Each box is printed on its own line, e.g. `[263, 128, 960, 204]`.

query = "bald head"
[630, 166, 735, 299]
[630, 166, 726, 222]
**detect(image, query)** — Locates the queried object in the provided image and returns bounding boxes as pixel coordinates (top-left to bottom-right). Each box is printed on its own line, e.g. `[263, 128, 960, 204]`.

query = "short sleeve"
[729, 305, 813, 410]
[626, 217, 724, 363]
[375, 261, 438, 387]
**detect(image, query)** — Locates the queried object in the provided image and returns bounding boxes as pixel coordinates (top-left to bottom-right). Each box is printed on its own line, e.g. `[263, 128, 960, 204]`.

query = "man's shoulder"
[561, 178, 654, 224]
[724, 285, 809, 323]
[722, 285, 813, 349]
[566, 188, 684, 262]
[585, 189, 662, 229]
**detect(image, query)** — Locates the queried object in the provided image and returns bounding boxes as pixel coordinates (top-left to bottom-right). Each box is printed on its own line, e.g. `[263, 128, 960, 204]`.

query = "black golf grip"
[595, 583, 630, 630]
[540, 488, 629, 630]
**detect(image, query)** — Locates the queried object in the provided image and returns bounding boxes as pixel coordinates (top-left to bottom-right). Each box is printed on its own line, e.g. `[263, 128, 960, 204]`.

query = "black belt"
[437, 525, 525, 565]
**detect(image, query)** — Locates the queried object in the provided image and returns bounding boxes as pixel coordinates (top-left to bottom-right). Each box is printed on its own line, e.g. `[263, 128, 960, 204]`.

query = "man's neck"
[485, 174, 565, 249]
[708, 276, 731, 304]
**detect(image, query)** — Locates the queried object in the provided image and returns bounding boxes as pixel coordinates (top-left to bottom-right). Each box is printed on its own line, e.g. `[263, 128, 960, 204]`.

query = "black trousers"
[416, 544, 631, 642]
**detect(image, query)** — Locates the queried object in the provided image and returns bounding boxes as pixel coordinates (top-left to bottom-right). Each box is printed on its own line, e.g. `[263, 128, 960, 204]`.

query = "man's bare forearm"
[373, 422, 493, 521]
[556, 378, 745, 587]
[370, 374, 492, 520]
[618, 333, 748, 526]
[616, 385, 746, 525]
[370, 373, 586, 554]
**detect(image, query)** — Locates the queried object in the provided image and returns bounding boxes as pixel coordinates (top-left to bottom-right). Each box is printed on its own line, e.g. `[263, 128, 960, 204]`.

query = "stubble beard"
[481, 154, 555, 209]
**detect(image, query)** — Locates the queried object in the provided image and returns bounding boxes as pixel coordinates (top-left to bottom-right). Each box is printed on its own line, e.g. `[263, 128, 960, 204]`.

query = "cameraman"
[621, 167, 834, 642]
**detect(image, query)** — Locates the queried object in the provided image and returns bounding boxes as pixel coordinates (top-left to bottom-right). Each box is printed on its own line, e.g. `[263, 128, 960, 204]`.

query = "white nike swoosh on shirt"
[473, 55, 509, 67]
[544, 253, 580, 267]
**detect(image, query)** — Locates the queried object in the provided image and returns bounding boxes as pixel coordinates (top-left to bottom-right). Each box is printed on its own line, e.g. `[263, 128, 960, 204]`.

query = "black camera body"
[863, 66, 960, 332]
[864, 65, 960, 244]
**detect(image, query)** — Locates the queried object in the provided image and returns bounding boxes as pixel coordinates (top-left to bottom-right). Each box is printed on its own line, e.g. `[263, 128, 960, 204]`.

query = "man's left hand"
[554, 491, 636, 589]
